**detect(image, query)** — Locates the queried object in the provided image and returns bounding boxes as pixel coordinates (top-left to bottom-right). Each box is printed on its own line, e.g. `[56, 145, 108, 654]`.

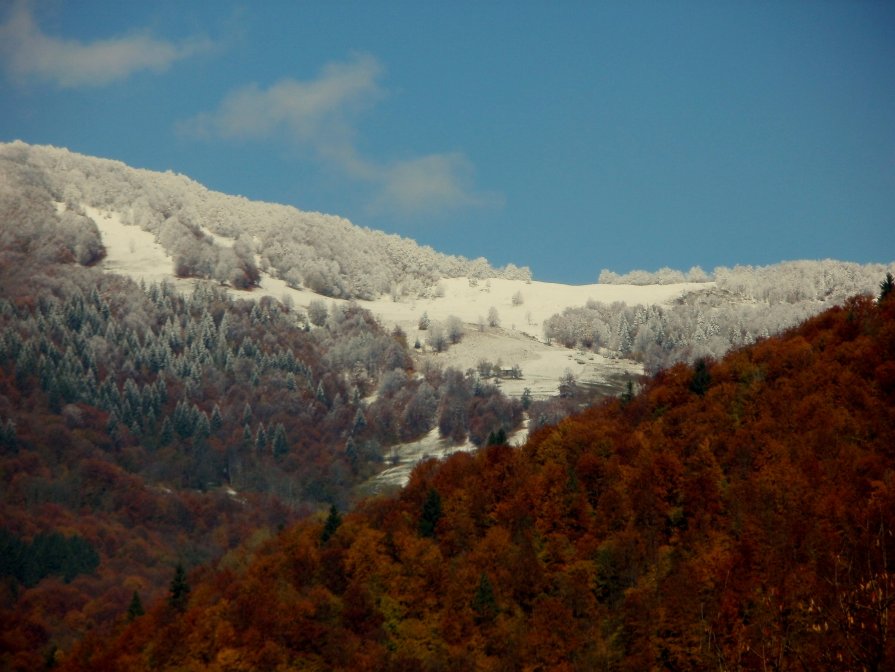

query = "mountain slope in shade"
[61, 291, 895, 671]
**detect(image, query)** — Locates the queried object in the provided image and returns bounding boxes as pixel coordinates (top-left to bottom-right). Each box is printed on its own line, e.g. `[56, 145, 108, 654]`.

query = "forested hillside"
[0, 141, 530, 300]
[0, 202, 522, 668]
[3, 140, 893, 670]
[57, 287, 895, 671]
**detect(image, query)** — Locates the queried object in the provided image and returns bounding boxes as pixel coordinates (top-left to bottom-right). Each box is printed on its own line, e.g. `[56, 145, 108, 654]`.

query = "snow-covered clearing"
[90, 206, 704, 399]
[84, 205, 197, 293]
[359, 428, 476, 496]
[90, 208, 705, 487]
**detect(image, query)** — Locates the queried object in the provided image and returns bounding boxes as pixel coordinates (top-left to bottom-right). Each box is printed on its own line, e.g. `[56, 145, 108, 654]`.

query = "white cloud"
[191, 55, 383, 144]
[183, 54, 500, 218]
[0, 1, 212, 88]
[372, 153, 503, 217]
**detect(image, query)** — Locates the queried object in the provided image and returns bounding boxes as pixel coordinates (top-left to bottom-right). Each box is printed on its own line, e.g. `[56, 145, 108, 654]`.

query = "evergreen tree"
[419, 488, 443, 538]
[690, 358, 711, 396]
[320, 505, 342, 545]
[345, 437, 358, 470]
[106, 412, 120, 441]
[62, 535, 100, 582]
[126, 590, 144, 621]
[210, 404, 224, 432]
[158, 416, 174, 446]
[0, 418, 16, 451]
[193, 410, 211, 440]
[255, 423, 267, 454]
[521, 387, 532, 410]
[352, 407, 367, 434]
[880, 272, 894, 302]
[620, 378, 635, 405]
[486, 427, 508, 446]
[155, 376, 168, 404]
[0, 529, 26, 582]
[272, 423, 288, 457]
[472, 572, 498, 623]
[173, 400, 194, 438]
[168, 563, 190, 612]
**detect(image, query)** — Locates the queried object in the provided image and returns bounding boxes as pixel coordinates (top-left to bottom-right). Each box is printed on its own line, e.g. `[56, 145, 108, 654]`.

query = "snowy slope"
[87, 204, 701, 400]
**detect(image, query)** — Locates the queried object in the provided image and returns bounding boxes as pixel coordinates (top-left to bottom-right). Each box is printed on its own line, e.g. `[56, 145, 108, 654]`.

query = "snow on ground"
[85, 205, 197, 293]
[264, 275, 706, 399]
[359, 427, 476, 496]
[89, 208, 707, 487]
[88, 205, 708, 399]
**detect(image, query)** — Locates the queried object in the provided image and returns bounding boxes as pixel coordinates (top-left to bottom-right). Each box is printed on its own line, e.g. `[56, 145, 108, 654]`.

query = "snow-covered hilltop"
[0, 141, 530, 300]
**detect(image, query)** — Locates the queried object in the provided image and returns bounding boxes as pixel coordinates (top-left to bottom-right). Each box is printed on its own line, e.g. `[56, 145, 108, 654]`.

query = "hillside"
[2, 141, 893, 669]
[57, 289, 895, 671]
[0, 141, 530, 300]
[4, 141, 887, 402]
[0, 211, 524, 668]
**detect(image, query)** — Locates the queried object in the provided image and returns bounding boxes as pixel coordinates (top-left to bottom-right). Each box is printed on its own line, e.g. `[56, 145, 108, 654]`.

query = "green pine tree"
[320, 505, 342, 544]
[620, 378, 635, 405]
[168, 563, 190, 612]
[127, 590, 144, 621]
[472, 572, 498, 623]
[210, 404, 224, 432]
[419, 488, 442, 538]
[880, 272, 894, 302]
[272, 423, 288, 457]
[689, 358, 711, 396]
[486, 427, 508, 446]
[158, 416, 174, 446]
[254, 423, 267, 454]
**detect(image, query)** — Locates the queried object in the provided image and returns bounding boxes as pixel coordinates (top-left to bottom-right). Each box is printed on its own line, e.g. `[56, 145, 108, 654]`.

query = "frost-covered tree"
[427, 323, 448, 353]
[307, 300, 328, 327]
[445, 315, 464, 344]
[548, 260, 892, 372]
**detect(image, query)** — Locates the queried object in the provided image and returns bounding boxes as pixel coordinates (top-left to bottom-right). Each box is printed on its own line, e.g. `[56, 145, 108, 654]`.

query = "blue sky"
[1, 0, 893, 284]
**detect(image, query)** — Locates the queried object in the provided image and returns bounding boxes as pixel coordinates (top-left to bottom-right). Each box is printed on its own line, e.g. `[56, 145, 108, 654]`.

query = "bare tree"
[445, 315, 464, 344]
